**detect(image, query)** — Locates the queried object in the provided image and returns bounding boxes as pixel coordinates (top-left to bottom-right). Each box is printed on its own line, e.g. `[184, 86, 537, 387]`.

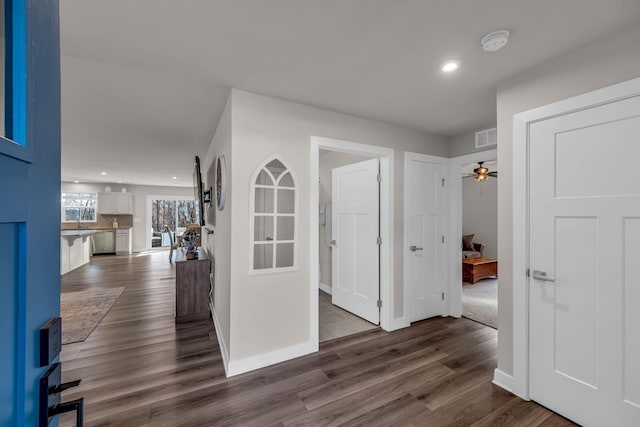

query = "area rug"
[60, 287, 125, 344]
[462, 279, 497, 329]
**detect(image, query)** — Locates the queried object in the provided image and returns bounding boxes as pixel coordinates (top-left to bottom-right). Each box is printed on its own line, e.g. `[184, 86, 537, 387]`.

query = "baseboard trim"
[318, 282, 332, 295]
[385, 316, 410, 332]
[227, 340, 317, 377]
[492, 368, 515, 394]
[209, 302, 230, 376]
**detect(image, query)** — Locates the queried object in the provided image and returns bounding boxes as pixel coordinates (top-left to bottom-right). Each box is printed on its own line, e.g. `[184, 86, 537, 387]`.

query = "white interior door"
[529, 94, 640, 426]
[406, 156, 446, 322]
[332, 158, 379, 324]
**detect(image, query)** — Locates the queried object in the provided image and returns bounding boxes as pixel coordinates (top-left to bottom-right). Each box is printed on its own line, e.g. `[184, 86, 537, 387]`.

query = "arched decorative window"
[251, 157, 296, 272]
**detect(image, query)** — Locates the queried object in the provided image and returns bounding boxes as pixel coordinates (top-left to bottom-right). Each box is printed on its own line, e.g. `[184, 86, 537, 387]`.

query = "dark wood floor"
[60, 251, 575, 426]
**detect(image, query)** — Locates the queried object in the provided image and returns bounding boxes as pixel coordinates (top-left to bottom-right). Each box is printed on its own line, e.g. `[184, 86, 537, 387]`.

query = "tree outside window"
[62, 192, 97, 222]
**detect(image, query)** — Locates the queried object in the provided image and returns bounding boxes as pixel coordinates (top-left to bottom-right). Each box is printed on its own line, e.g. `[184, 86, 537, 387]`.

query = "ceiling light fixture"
[441, 61, 460, 73]
[73, 180, 79, 184]
[100, 171, 107, 175]
[172, 176, 177, 180]
[472, 161, 498, 182]
[481, 30, 510, 52]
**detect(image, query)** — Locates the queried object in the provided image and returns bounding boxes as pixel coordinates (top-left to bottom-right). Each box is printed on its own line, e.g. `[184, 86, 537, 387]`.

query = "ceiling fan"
[464, 161, 498, 182]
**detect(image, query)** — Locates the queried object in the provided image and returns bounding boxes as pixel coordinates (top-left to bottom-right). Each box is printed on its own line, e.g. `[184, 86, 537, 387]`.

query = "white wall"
[61, 182, 194, 252]
[201, 95, 232, 361]
[448, 125, 496, 158]
[496, 23, 640, 375]
[222, 88, 448, 366]
[462, 176, 497, 259]
[318, 150, 376, 291]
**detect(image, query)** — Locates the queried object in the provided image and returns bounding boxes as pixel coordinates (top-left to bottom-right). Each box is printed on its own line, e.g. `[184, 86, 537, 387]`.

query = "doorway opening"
[318, 150, 379, 341]
[146, 195, 200, 250]
[460, 159, 498, 328]
[310, 136, 395, 348]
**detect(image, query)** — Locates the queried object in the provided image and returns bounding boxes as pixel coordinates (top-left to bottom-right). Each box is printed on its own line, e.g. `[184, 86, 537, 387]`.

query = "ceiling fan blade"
[488, 171, 498, 177]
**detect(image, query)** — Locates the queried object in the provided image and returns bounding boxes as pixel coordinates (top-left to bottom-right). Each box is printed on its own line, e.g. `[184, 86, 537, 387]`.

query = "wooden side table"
[175, 248, 210, 323]
[462, 257, 498, 284]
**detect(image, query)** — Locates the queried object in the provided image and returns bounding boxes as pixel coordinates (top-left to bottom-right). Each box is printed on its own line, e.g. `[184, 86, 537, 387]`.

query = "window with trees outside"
[150, 198, 199, 247]
[62, 192, 97, 222]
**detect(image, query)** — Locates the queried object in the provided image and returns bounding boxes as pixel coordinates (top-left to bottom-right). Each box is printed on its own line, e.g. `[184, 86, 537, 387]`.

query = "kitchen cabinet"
[60, 231, 94, 275]
[115, 228, 131, 254]
[98, 192, 133, 214]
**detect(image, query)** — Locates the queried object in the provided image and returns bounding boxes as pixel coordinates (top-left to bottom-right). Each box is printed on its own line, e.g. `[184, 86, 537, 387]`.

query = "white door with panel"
[406, 156, 447, 322]
[529, 94, 640, 426]
[331, 158, 380, 324]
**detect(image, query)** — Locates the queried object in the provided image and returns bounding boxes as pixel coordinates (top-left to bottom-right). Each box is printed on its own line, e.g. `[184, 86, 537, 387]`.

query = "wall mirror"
[252, 157, 296, 271]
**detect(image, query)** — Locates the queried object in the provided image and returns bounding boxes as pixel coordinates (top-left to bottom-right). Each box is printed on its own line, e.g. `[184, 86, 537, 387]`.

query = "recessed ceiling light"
[172, 176, 177, 180]
[100, 171, 107, 175]
[481, 30, 510, 52]
[117, 180, 123, 183]
[441, 61, 460, 73]
[73, 180, 79, 183]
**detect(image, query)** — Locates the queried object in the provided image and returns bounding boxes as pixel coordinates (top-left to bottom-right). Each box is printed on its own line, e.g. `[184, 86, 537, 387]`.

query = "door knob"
[410, 245, 423, 252]
[330, 240, 337, 245]
[532, 270, 555, 283]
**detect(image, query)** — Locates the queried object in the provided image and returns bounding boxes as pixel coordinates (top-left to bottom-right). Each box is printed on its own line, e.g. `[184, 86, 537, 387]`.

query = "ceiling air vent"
[475, 128, 497, 149]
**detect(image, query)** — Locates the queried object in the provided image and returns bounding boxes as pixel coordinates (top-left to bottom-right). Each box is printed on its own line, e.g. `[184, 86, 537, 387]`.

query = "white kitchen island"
[60, 230, 96, 275]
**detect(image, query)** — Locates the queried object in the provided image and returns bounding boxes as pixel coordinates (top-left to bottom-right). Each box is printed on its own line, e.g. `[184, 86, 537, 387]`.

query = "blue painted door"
[0, 1, 60, 425]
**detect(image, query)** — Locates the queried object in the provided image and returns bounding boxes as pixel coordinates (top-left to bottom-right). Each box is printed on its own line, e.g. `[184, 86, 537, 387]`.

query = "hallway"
[60, 252, 573, 426]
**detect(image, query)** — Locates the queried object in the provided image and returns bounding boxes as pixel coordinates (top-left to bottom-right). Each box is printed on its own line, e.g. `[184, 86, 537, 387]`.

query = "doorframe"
[403, 152, 451, 321]
[510, 77, 640, 400]
[447, 149, 497, 317]
[310, 136, 396, 348]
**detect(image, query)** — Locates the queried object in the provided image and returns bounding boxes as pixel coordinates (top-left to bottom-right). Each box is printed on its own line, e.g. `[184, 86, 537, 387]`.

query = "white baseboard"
[318, 282, 332, 295]
[492, 368, 516, 394]
[210, 302, 230, 376]
[384, 316, 410, 332]
[227, 340, 317, 377]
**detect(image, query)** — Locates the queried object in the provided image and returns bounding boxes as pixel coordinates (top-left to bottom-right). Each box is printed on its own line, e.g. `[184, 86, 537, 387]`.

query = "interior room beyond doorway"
[460, 159, 498, 328]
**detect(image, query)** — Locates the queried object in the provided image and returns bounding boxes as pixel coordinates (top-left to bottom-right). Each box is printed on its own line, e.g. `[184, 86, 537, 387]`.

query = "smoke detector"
[481, 30, 510, 52]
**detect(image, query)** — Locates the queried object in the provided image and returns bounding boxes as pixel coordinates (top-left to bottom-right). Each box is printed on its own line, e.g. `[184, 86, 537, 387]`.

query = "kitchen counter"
[61, 229, 98, 238]
[60, 230, 94, 275]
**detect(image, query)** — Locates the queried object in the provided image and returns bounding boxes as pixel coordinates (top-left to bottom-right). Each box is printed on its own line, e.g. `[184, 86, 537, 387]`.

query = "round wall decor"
[216, 155, 227, 211]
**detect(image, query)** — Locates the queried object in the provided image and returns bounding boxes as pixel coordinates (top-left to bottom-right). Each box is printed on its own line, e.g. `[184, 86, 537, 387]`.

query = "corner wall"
[202, 94, 233, 364]
[225, 89, 448, 366]
[496, 23, 640, 375]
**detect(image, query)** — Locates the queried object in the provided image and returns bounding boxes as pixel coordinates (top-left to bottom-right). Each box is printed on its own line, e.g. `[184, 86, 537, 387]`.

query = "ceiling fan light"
[475, 173, 488, 182]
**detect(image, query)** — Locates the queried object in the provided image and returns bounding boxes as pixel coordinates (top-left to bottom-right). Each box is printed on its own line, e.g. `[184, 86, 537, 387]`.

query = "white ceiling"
[59, 1, 640, 187]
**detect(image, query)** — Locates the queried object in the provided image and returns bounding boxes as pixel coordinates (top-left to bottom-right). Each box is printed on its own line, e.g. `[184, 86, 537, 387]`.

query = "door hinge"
[441, 292, 445, 300]
[377, 173, 381, 183]
[377, 299, 382, 308]
[441, 178, 445, 187]
[377, 236, 382, 246]
[526, 268, 530, 277]
[441, 235, 445, 244]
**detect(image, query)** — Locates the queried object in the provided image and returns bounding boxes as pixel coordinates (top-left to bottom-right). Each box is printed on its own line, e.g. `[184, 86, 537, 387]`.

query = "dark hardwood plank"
[59, 252, 577, 427]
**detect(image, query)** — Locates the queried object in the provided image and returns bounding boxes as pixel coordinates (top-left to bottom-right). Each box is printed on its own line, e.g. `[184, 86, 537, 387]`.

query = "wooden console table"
[175, 248, 210, 323]
[462, 257, 498, 284]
